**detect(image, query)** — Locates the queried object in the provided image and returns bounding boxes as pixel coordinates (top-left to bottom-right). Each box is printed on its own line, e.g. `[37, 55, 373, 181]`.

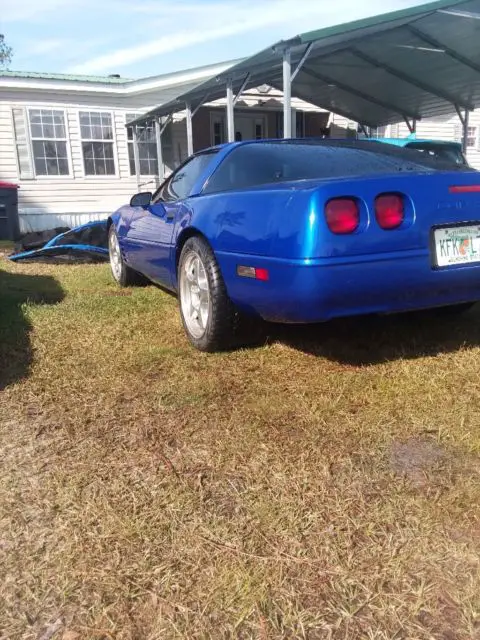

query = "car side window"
[152, 152, 217, 203]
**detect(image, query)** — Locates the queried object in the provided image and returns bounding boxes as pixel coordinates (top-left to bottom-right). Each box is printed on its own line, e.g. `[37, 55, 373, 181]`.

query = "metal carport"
[129, 0, 480, 183]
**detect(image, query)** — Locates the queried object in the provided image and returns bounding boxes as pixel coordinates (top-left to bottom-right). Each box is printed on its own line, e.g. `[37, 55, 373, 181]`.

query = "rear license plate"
[434, 224, 480, 267]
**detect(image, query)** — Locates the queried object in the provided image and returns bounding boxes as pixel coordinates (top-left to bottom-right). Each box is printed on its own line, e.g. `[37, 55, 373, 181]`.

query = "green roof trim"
[0, 70, 133, 83]
[299, 0, 467, 43]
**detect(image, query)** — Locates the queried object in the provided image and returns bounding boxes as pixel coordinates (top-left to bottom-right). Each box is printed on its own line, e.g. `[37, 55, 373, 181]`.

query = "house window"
[126, 119, 158, 175]
[466, 126, 478, 149]
[211, 117, 225, 146]
[29, 109, 69, 176]
[79, 111, 115, 175]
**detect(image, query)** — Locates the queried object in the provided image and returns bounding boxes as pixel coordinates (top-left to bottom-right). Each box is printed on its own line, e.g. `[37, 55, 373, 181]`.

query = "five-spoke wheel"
[109, 227, 123, 283]
[108, 225, 145, 287]
[178, 236, 247, 351]
[179, 250, 211, 340]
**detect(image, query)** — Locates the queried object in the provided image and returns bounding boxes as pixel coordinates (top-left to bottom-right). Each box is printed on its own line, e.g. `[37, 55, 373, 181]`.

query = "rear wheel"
[108, 226, 145, 287]
[178, 236, 263, 351]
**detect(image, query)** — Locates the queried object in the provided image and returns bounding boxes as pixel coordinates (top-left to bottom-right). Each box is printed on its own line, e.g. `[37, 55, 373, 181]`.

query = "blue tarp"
[9, 219, 109, 262]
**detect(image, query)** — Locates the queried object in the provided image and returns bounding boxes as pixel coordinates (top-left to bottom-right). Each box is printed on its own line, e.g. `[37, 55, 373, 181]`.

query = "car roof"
[199, 137, 463, 155]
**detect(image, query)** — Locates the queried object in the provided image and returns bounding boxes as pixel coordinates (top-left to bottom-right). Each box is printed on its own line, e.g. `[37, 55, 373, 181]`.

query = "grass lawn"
[1, 257, 479, 640]
[0, 240, 14, 253]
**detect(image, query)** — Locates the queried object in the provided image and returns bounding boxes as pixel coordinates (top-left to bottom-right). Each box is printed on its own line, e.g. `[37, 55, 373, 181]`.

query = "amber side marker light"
[449, 185, 480, 193]
[237, 265, 269, 281]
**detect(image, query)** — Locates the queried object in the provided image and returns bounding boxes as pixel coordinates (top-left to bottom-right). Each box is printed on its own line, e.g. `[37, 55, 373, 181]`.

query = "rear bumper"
[216, 249, 480, 323]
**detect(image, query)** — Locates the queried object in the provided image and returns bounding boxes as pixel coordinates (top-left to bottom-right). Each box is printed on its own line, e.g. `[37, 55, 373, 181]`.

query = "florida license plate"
[434, 224, 480, 267]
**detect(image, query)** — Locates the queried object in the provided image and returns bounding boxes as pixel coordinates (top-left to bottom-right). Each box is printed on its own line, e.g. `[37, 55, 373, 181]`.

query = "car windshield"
[203, 140, 470, 194]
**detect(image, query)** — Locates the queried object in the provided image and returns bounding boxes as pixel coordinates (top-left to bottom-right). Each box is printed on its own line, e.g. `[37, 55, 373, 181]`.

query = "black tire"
[108, 225, 146, 287]
[178, 236, 263, 352]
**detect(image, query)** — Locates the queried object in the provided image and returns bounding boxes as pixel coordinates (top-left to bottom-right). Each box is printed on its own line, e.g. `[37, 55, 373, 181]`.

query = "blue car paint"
[110, 140, 480, 324]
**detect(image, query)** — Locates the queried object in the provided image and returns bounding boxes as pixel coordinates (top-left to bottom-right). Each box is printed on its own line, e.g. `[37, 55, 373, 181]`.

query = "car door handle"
[166, 211, 175, 221]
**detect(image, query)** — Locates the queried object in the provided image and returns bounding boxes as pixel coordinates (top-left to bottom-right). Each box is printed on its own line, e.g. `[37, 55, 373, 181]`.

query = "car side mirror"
[130, 191, 152, 208]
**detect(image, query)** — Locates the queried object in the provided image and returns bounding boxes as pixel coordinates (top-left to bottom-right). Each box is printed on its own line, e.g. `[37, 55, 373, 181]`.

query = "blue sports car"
[108, 139, 480, 351]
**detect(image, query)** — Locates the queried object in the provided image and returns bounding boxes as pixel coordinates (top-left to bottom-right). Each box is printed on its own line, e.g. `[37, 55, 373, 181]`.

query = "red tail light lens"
[375, 193, 405, 230]
[325, 198, 360, 234]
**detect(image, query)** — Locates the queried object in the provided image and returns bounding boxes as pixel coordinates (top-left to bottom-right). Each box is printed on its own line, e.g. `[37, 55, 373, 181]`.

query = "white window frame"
[466, 125, 479, 150]
[125, 114, 158, 177]
[27, 107, 72, 179]
[78, 109, 118, 178]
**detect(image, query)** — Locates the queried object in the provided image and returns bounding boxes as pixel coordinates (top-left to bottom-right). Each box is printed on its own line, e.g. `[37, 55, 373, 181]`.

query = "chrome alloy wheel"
[109, 230, 123, 282]
[180, 250, 210, 339]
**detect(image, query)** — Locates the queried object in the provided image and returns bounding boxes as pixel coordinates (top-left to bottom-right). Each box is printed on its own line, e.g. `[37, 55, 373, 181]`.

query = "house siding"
[0, 88, 187, 232]
[465, 110, 480, 169]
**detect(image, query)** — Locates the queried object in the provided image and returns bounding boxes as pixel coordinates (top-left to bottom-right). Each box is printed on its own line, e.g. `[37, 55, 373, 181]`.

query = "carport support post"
[404, 117, 417, 135]
[455, 106, 470, 155]
[283, 48, 292, 139]
[462, 110, 469, 155]
[154, 117, 164, 186]
[226, 78, 235, 143]
[132, 126, 141, 190]
[462, 110, 470, 155]
[186, 102, 194, 156]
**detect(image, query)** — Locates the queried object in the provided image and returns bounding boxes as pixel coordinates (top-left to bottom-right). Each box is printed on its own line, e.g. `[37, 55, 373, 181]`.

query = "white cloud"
[68, 0, 422, 74]
[26, 39, 67, 55]
[2, 0, 76, 22]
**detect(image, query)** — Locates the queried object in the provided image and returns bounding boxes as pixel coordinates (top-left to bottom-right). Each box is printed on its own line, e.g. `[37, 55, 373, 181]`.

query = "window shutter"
[12, 108, 34, 179]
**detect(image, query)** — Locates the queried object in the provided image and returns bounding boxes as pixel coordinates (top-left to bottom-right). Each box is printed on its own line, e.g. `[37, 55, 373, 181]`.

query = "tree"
[0, 35, 13, 70]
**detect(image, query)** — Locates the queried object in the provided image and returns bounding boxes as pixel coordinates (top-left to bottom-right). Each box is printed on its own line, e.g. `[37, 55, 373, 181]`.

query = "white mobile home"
[0, 64, 329, 234]
[0, 62, 234, 233]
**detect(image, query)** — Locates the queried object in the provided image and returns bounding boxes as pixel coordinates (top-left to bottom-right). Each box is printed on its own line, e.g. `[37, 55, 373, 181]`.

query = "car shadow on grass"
[0, 268, 64, 390]
[268, 304, 480, 365]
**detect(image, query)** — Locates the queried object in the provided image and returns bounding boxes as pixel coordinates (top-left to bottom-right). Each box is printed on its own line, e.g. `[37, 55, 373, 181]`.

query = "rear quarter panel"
[176, 187, 314, 259]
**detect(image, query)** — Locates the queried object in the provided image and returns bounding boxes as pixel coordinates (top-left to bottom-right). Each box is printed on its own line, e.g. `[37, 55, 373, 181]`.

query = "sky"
[2, 0, 433, 78]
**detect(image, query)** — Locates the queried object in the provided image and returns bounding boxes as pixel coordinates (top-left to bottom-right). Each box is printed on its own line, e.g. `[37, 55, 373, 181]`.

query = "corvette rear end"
[218, 170, 480, 323]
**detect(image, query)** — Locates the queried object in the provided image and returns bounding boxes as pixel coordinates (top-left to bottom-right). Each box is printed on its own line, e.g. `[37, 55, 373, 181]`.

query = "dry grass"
[1, 257, 479, 640]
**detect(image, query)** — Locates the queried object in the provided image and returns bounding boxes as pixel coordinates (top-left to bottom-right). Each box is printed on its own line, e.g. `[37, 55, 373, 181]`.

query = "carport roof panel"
[130, 0, 480, 127]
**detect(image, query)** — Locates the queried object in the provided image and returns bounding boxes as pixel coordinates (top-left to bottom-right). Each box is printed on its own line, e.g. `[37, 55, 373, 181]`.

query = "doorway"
[210, 112, 267, 145]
